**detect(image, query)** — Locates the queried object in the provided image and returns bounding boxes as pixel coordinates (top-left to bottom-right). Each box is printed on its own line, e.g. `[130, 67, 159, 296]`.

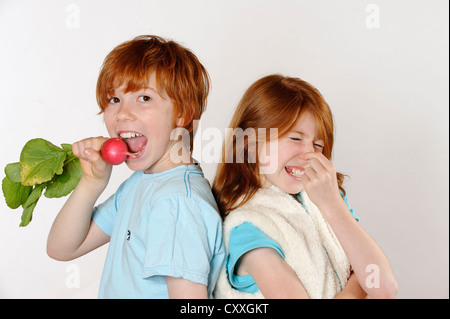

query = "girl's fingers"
[302, 166, 314, 183]
[302, 152, 334, 172]
[308, 157, 327, 177]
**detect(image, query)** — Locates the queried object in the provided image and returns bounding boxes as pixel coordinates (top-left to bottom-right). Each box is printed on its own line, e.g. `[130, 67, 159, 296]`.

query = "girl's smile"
[285, 166, 308, 181]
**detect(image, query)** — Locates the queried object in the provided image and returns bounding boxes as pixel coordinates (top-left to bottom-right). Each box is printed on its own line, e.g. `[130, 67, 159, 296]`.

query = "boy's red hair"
[212, 74, 346, 219]
[96, 35, 210, 148]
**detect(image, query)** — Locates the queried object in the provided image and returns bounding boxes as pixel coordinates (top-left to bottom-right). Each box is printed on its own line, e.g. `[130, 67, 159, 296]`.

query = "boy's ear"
[176, 115, 185, 127]
[176, 113, 193, 128]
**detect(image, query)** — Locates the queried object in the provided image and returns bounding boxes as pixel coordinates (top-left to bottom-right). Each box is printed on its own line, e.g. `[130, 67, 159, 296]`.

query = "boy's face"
[103, 72, 180, 173]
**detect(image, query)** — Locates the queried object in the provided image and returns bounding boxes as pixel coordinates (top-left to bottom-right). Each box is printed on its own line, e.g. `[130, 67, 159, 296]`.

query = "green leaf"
[2, 139, 82, 227]
[20, 138, 66, 186]
[19, 183, 45, 227]
[60, 143, 73, 152]
[44, 158, 82, 198]
[20, 199, 38, 227]
[5, 162, 21, 183]
[2, 176, 32, 209]
[22, 183, 45, 208]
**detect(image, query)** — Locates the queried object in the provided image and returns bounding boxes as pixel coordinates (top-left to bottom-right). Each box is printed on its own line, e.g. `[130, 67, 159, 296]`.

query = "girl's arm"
[239, 248, 367, 298]
[240, 247, 309, 298]
[301, 152, 398, 299]
[47, 137, 111, 261]
[335, 272, 367, 299]
[320, 200, 398, 299]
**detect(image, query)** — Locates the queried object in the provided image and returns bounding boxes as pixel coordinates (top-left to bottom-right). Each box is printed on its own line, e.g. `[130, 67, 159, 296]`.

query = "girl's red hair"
[212, 74, 346, 219]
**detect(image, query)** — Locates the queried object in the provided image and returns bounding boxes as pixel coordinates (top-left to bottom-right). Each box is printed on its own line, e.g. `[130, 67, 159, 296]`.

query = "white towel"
[214, 185, 351, 299]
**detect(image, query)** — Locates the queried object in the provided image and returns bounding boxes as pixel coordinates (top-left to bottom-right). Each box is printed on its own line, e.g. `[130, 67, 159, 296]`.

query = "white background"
[0, 0, 448, 299]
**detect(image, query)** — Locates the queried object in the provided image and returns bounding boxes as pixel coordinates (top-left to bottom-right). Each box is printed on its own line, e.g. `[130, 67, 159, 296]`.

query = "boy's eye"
[138, 95, 151, 102]
[108, 97, 120, 104]
[290, 137, 302, 141]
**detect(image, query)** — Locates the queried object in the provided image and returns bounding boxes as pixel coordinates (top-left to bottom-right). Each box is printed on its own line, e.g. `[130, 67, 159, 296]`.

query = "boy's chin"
[124, 159, 148, 172]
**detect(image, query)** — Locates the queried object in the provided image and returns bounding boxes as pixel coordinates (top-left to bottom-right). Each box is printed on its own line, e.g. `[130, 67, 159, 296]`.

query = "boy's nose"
[117, 102, 136, 121]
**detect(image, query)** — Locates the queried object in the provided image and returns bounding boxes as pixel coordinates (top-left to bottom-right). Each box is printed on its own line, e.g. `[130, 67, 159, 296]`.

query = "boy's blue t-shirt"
[92, 164, 225, 299]
[227, 193, 359, 293]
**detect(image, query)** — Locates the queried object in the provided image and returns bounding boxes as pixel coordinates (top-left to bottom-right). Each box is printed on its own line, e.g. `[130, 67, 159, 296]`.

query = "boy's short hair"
[96, 35, 210, 137]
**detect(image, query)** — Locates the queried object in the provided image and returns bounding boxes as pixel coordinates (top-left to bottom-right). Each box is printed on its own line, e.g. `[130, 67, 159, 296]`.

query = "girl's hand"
[72, 136, 112, 189]
[301, 152, 343, 213]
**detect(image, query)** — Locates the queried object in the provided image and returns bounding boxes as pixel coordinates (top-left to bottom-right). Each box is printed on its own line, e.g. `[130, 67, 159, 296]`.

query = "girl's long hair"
[212, 74, 346, 219]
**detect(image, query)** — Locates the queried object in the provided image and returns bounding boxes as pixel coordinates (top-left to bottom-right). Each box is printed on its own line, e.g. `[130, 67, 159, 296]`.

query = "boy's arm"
[166, 277, 208, 299]
[47, 137, 111, 261]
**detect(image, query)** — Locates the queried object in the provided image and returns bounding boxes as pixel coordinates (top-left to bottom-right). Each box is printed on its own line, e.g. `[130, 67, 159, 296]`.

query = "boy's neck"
[144, 141, 194, 174]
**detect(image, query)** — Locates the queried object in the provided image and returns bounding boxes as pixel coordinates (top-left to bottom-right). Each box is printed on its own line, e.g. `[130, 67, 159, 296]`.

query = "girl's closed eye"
[314, 142, 324, 151]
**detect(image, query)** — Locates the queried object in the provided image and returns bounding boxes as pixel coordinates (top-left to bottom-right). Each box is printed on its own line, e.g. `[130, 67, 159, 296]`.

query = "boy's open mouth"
[119, 131, 147, 158]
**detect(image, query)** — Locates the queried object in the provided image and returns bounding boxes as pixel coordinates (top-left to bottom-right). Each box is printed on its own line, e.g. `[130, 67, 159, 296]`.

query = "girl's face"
[103, 72, 183, 173]
[259, 111, 325, 194]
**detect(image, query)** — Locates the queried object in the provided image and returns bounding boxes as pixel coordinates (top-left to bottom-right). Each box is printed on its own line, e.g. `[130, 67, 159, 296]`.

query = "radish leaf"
[2, 176, 32, 209]
[20, 138, 66, 186]
[2, 138, 82, 227]
[44, 158, 82, 198]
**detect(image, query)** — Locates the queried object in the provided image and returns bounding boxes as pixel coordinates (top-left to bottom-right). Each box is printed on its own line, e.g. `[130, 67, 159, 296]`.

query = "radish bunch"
[3, 137, 136, 227]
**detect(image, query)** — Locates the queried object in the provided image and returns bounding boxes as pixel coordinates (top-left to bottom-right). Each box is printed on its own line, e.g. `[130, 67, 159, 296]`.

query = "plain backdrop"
[0, 0, 448, 299]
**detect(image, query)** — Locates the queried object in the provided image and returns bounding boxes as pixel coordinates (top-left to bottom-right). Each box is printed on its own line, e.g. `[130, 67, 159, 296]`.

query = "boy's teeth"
[120, 132, 143, 139]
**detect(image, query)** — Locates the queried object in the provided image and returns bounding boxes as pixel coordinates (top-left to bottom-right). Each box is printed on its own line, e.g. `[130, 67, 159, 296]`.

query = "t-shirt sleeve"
[91, 193, 117, 236]
[142, 195, 220, 286]
[226, 222, 284, 292]
[342, 193, 359, 222]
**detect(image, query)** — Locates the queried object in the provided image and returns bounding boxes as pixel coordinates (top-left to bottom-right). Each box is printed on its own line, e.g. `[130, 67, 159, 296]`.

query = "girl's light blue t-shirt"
[92, 165, 225, 299]
[227, 193, 359, 293]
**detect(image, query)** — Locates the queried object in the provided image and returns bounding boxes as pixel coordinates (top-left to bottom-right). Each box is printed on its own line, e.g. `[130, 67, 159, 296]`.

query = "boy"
[47, 35, 225, 298]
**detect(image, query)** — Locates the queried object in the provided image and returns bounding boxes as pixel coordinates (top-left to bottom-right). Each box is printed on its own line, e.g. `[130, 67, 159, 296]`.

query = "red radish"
[101, 138, 129, 165]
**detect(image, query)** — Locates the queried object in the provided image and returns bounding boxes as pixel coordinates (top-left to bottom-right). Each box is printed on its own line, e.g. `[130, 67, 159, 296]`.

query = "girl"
[213, 74, 397, 299]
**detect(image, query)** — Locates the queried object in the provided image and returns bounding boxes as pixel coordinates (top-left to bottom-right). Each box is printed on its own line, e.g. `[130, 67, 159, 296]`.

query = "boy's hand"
[301, 152, 343, 213]
[72, 137, 112, 188]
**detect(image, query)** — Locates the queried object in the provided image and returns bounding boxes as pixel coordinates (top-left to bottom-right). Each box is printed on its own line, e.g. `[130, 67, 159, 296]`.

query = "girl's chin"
[282, 184, 304, 195]
[282, 172, 305, 194]
[262, 177, 304, 195]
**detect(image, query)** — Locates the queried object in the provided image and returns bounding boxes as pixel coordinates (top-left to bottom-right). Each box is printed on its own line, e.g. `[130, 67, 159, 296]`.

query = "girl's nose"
[297, 142, 315, 158]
